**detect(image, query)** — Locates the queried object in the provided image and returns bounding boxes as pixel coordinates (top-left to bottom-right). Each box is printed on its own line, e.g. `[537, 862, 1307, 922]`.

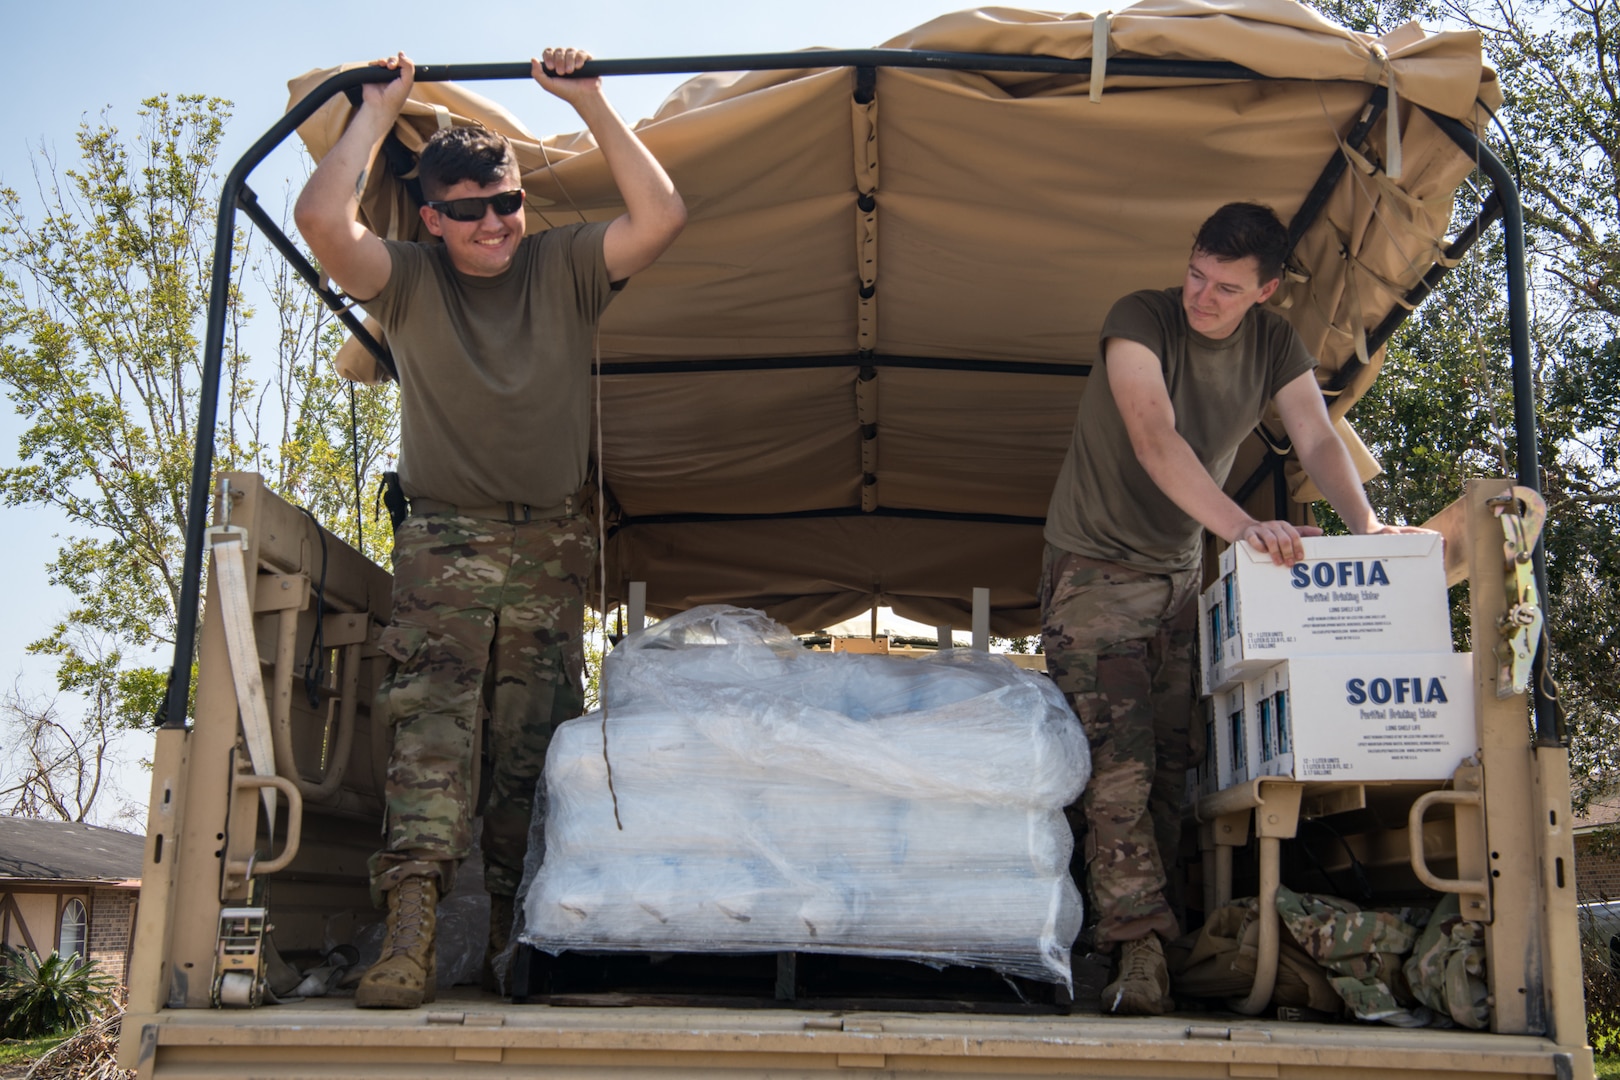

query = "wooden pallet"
[509, 946, 1078, 1014]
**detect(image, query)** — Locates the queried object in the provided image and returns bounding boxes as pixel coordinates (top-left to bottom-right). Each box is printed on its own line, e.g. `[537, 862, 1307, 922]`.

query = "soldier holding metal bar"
[294, 47, 685, 1010]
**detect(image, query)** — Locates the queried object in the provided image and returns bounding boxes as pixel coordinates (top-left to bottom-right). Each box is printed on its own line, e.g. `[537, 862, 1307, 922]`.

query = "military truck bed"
[117, 479, 1593, 1080]
[124, 992, 1583, 1079]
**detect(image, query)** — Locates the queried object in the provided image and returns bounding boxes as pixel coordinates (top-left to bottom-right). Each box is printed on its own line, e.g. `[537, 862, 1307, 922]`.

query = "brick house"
[1574, 793, 1620, 904]
[0, 817, 144, 988]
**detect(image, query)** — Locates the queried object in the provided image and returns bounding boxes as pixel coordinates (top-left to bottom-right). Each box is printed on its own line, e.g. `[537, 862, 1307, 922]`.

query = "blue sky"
[0, 0, 976, 820]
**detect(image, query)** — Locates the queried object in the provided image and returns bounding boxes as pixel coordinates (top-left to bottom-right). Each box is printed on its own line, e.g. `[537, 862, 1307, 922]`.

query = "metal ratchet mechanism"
[213, 850, 267, 1008]
[1487, 487, 1546, 697]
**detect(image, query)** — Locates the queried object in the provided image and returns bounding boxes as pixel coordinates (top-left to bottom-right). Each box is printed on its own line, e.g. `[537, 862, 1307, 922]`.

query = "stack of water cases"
[521, 606, 1091, 989]
[1193, 534, 1474, 795]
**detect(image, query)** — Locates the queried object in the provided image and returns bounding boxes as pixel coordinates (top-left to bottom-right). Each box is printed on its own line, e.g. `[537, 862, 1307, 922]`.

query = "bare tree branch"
[0, 679, 109, 823]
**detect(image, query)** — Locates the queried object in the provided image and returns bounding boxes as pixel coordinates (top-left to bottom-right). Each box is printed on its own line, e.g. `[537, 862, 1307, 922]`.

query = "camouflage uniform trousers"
[1274, 885, 1428, 1024]
[1039, 542, 1202, 950]
[369, 511, 597, 904]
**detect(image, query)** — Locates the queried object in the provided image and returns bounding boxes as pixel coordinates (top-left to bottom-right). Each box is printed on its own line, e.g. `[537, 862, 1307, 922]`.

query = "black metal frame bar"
[162, 49, 1554, 745]
[596, 355, 1090, 377]
[1233, 181, 1507, 503]
[1283, 86, 1390, 257]
[1423, 109, 1560, 745]
[608, 505, 1047, 538]
[235, 186, 398, 380]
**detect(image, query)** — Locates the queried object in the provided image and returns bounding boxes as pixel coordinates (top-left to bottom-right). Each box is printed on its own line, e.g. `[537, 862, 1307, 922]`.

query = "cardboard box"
[1195, 682, 1250, 794]
[1248, 652, 1475, 782]
[1199, 533, 1451, 695]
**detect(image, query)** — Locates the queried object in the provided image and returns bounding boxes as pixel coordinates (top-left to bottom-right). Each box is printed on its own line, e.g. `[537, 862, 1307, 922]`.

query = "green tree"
[245, 224, 399, 555]
[1307, 0, 1620, 806]
[1464, 0, 1620, 809]
[0, 94, 398, 813]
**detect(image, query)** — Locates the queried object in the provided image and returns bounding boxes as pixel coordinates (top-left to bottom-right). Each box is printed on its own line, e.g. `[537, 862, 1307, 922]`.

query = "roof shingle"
[0, 816, 145, 882]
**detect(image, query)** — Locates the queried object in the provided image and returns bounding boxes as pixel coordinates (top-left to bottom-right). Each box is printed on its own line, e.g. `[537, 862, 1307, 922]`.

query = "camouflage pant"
[369, 512, 597, 902]
[1040, 543, 1201, 949]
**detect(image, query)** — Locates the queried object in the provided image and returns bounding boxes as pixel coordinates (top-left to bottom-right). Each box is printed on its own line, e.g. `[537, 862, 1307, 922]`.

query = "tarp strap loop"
[1269, 262, 1311, 311]
[208, 511, 280, 847]
[1335, 143, 1457, 286]
[1255, 421, 1292, 456]
[1090, 12, 1114, 103]
[1362, 43, 1403, 180]
[1341, 244, 1373, 369]
[1340, 144, 1427, 217]
[1323, 98, 1451, 296]
[852, 81, 880, 356]
[1301, 248, 1355, 349]
[1341, 237, 1423, 310]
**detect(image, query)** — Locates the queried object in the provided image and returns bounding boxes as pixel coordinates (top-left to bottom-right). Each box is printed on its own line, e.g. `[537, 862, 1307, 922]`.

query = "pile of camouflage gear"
[1171, 886, 1488, 1027]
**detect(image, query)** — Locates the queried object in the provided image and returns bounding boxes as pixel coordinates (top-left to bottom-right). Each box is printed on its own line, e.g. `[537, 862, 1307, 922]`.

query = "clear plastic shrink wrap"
[520, 606, 1090, 987]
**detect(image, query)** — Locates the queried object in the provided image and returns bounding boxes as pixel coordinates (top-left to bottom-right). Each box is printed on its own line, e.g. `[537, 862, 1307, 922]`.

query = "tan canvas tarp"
[290, 1, 1496, 635]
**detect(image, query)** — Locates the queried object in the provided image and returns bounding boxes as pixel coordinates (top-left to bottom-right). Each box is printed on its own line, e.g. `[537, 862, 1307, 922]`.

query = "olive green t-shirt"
[365, 222, 614, 510]
[1043, 287, 1316, 574]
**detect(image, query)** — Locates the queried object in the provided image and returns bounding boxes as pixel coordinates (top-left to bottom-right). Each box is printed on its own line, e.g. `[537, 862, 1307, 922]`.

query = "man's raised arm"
[293, 53, 415, 301]
[532, 47, 686, 282]
[1273, 370, 1430, 537]
[1107, 337, 1322, 565]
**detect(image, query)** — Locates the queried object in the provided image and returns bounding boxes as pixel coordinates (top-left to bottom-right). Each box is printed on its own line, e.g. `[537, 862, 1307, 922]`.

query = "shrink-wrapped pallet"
[519, 605, 1090, 987]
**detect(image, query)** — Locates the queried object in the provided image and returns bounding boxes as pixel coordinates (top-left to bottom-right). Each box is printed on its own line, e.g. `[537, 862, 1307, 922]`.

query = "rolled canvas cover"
[289, 1, 1496, 635]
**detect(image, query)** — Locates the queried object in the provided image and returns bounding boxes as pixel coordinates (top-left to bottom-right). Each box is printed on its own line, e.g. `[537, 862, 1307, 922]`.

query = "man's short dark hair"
[1193, 202, 1289, 285]
[418, 127, 519, 201]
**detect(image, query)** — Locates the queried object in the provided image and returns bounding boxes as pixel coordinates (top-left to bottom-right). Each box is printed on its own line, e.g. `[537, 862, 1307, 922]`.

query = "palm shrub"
[0, 948, 116, 1038]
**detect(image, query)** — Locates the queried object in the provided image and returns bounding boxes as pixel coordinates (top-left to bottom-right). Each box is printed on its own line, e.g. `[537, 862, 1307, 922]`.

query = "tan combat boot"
[480, 893, 514, 996]
[1100, 934, 1174, 1016]
[356, 875, 439, 1009]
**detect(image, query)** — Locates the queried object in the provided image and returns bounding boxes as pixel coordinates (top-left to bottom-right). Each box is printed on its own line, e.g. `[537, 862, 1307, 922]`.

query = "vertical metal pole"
[1487, 159, 1564, 748]
[1424, 110, 1562, 747]
[971, 588, 990, 652]
[161, 191, 240, 729]
[936, 625, 953, 651]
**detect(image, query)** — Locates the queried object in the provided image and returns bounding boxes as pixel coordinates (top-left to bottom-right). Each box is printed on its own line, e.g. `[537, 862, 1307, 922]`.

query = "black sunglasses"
[426, 189, 526, 222]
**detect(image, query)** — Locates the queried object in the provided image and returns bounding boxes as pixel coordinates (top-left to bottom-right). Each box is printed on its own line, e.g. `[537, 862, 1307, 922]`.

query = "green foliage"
[1473, 0, 1620, 807]
[0, 94, 399, 784]
[0, 95, 234, 701]
[0, 1031, 68, 1067]
[1301, 0, 1620, 808]
[242, 239, 399, 558]
[0, 950, 115, 1039]
[1587, 936, 1620, 1056]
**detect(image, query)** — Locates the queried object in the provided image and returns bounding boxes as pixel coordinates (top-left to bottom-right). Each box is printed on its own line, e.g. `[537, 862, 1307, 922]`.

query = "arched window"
[58, 898, 87, 961]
